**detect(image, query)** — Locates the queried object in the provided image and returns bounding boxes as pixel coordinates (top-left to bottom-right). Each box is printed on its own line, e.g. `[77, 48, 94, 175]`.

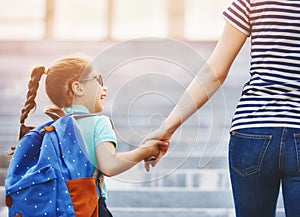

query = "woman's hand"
[140, 139, 169, 162]
[142, 124, 173, 172]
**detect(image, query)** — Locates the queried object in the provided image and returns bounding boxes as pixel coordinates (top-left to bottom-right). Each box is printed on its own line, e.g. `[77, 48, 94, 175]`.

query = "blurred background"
[0, 0, 285, 216]
[0, 0, 231, 41]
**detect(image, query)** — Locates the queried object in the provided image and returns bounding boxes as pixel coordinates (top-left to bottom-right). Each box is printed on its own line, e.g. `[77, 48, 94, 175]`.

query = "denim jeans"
[229, 127, 300, 217]
[98, 197, 113, 217]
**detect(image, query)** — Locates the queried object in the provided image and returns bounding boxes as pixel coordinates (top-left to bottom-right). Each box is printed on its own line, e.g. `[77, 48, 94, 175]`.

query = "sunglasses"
[79, 75, 103, 87]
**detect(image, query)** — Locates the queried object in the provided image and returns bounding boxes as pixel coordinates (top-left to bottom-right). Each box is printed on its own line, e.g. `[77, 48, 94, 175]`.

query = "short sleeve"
[94, 116, 117, 148]
[223, 0, 251, 36]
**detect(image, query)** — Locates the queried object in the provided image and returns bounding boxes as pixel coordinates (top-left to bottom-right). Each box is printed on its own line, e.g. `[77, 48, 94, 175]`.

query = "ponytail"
[18, 66, 46, 139]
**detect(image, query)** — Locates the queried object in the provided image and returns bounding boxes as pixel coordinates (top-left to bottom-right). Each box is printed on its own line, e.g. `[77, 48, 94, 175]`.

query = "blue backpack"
[5, 115, 99, 217]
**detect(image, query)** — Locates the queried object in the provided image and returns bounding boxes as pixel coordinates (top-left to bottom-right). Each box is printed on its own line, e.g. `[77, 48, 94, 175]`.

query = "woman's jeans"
[229, 127, 300, 217]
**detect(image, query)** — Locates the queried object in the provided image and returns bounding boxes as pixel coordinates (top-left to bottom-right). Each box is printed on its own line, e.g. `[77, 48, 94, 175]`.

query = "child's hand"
[142, 124, 172, 171]
[140, 140, 169, 161]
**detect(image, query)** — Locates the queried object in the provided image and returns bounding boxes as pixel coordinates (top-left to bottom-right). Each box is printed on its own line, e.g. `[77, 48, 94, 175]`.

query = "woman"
[144, 1, 300, 216]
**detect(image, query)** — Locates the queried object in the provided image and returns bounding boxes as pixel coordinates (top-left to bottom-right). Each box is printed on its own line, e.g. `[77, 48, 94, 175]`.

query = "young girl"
[19, 56, 167, 216]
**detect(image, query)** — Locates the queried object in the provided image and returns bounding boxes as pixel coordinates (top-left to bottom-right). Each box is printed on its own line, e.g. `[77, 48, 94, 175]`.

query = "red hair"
[46, 57, 92, 108]
[18, 56, 93, 139]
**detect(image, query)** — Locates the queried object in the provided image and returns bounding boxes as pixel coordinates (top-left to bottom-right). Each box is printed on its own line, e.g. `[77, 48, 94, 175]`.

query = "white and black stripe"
[223, 0, 300, 131]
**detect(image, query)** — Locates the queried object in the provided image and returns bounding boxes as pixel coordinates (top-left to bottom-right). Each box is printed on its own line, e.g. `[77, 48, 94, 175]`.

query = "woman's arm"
[144, 22, 248, 170]
[164, 22, 248, 135]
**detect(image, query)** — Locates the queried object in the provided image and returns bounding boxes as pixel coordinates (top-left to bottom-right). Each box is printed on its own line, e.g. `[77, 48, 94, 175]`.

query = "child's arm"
[95, 140, 167, 176]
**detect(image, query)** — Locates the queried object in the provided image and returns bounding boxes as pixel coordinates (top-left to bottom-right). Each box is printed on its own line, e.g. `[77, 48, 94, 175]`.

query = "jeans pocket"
[229, 131, 272, 177]
[293, 134, 300, 172]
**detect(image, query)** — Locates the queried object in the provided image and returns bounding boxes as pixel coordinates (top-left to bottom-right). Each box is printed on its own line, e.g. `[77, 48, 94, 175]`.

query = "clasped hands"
[140, 125, 172, 172]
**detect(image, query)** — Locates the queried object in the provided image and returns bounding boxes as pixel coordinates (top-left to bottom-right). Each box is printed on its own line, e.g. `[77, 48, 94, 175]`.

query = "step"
[109, 208, 286, 217]
[0, 154, 10, 186]
[142, 169, 230, 189]
[0, 187, 286, 217]
[0, 168, 7, 186]
[0, 207, 286, 217]
[0, 113, 231, 154]
[102, 155, 230, 188]
[106, 188, 284, 209]
[0, 207, 8, 217]
[0, 154, 10, 168]
[0, 186, 284, 207]
[107, 167, 230, 189]
[0, 185, 285, 209]
[110, 208, 236, 217]
[146, 155, 229, 170]
[0, 186, 5, 207]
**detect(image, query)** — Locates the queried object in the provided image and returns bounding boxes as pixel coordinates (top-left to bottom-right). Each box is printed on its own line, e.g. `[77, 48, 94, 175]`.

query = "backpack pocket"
[6, 165, 57, 217]
[66, 177, 98, 217]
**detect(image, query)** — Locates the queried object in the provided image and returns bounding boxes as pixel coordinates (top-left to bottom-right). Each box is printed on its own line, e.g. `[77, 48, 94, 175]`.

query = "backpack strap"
[72, 113, 115, 130]
[93, 170, 104, 197]
[72, 112, 107, 197]
[71, 112, 102, 119]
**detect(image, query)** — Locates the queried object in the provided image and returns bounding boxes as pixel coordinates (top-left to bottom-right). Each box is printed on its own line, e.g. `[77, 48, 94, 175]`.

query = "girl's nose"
[102, 85, 108, 91]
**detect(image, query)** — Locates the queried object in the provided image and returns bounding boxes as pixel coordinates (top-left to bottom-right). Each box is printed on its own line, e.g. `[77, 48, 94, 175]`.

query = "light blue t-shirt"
[63, 105, 117, 199]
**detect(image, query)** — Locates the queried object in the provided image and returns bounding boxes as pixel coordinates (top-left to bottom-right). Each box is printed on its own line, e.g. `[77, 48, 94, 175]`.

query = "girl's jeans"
[98, 197, 113, 217]
[229, 127, 300, 217]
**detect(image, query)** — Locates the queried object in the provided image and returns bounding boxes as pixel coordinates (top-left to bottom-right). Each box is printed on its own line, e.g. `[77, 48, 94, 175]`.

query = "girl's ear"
[72, 81, 84, 96]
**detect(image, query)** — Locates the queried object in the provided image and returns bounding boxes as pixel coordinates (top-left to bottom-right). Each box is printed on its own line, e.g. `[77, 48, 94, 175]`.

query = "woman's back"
[223, 0, 300, 131]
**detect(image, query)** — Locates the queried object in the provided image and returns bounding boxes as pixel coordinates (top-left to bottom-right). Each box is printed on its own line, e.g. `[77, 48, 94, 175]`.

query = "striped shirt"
[223, 0, 300, 131]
